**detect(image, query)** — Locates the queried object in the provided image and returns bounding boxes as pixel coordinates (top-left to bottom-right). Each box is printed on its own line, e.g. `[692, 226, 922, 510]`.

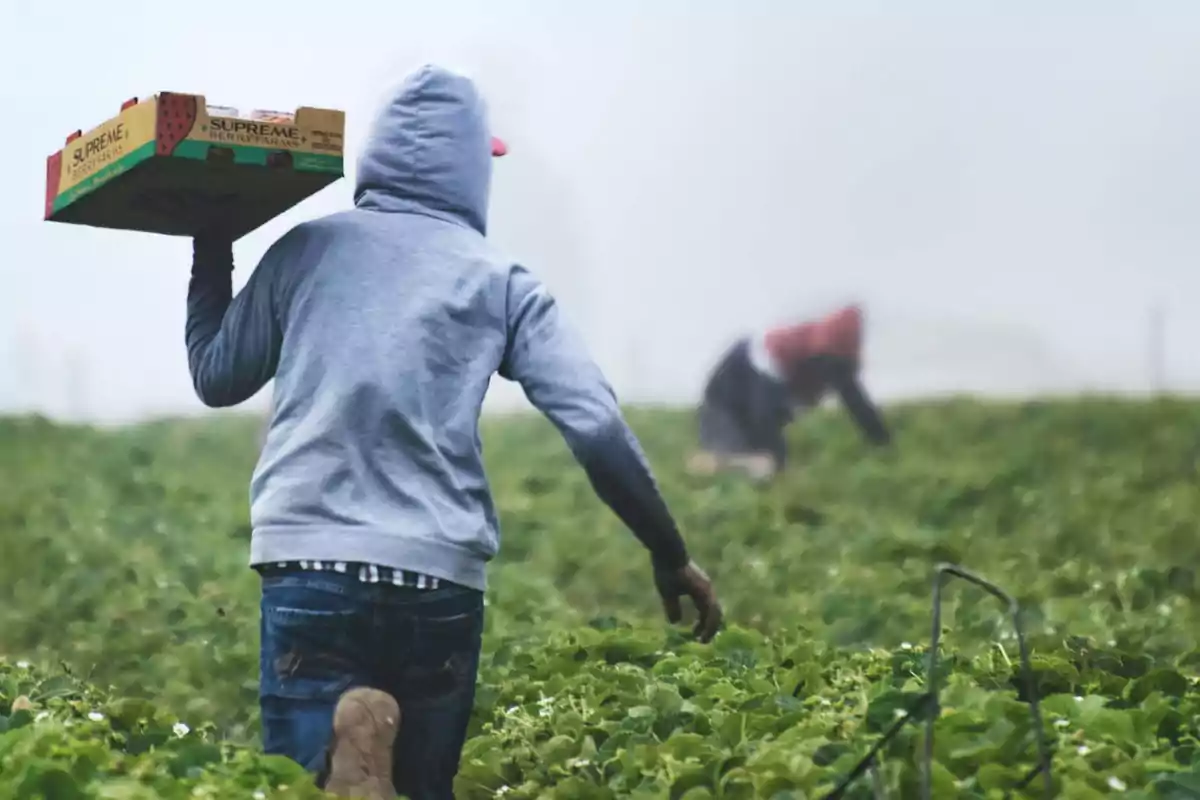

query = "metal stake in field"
[822, 562, 1054, 800]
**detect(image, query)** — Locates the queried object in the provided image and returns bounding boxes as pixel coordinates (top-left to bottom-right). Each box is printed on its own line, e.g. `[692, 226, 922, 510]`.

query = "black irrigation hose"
[1012, 761, 1051, 793]
[822, 693, 932, 799]
[821, 562, 1055, 800]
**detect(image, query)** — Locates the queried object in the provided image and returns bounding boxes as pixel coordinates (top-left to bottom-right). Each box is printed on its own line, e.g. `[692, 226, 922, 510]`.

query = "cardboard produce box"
[44, 93, 345, 240]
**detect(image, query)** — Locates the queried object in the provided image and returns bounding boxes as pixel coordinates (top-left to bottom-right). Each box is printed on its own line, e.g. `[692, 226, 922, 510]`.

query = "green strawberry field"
[2, 397, 1200, 798]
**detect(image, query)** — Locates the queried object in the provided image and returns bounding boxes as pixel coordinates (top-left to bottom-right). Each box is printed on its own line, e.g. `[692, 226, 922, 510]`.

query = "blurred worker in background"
[183, 65, 722, 800]
[688, 304, 891, 482]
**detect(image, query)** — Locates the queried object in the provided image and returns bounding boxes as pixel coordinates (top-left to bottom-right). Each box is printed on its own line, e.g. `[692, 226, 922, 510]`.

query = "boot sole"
[323, 687, 401, 799]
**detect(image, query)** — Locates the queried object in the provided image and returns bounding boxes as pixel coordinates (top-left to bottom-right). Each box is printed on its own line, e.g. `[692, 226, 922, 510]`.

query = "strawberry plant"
[1, 398, 1199, 797]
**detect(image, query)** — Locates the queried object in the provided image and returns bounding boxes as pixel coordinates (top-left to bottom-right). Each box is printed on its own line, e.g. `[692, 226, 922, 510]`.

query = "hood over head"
[765, 305, 863, 369]
[764, 304, 865, 402]
[354, 64, 505, 234]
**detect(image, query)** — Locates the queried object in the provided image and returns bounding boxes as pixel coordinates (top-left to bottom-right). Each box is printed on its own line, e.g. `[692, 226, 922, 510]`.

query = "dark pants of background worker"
[697, 340, 792, 468]
[258, 570, 483, 800]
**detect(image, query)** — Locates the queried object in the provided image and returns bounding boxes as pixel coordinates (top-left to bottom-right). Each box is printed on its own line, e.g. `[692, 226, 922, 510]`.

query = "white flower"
[1053, 719, 1069, 728]
[1107, 776, 1127, 792]
[900, 642, 913, 650]
[87, 711, 105, 722]
[35, 711, 50, 722]
[16, 661, 29, 669]
[173, 722, 191, 737]
[1077, 745, 1090, 755]
[253, 792, 266, 800]
[495, 787, 512, 796]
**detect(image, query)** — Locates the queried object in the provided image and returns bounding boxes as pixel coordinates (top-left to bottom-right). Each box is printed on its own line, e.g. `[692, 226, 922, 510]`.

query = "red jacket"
[764, 305, 864, 406]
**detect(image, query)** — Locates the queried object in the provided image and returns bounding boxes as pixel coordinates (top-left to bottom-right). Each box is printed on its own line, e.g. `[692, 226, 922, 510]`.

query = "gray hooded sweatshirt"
[184, 65, 689, 591]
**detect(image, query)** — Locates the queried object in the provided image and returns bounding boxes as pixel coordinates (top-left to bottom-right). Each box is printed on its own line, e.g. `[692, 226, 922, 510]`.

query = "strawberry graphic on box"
[155, 93, 199, 156]
[43, 92, 346, 241]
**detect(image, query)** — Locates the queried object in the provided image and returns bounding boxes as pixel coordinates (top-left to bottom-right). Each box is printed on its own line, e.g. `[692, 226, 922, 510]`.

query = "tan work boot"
[685, 450, 721, 476]
[727, 453, 778, 483]
[323, 687, 401, 799]
[687, 450, 778, 483]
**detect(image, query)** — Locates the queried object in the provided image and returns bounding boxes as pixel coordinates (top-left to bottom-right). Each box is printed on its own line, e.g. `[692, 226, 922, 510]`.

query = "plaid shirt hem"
[255, 560, 441, 589]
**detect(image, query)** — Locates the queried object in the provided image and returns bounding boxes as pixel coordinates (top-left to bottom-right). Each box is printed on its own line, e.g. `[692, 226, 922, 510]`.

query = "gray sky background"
[3, 1, 1199, 423]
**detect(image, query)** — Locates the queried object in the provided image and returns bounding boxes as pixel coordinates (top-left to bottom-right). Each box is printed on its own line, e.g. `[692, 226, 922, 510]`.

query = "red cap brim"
[491, 136, 508, 157]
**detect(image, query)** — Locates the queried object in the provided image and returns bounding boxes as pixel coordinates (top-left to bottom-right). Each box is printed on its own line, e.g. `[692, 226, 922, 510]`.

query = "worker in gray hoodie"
[183, 64, 722, 800]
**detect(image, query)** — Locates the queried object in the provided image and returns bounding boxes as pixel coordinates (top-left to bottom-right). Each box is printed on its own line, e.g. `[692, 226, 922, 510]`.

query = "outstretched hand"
[654, 560, 723, 643]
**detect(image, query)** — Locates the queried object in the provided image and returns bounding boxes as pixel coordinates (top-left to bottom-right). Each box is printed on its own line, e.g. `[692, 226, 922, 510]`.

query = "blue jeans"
[258, 570, 484, 800]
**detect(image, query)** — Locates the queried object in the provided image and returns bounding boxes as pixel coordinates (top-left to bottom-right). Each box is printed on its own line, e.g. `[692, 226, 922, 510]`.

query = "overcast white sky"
[3, 1, 1199, 422]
